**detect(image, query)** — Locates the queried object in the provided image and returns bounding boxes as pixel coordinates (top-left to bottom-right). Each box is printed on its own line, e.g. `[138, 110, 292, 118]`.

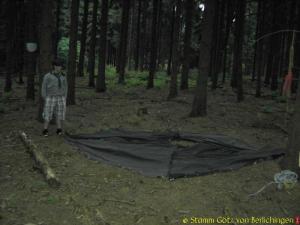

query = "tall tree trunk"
[4, 0, 16, 92]
[26, 0, 38, 100]
[127, 0, 135, 70]
[118, 0, 131, 84]
[88, 0, 98, 87]
[180, 0, 194, 90]
[96, 0, 109, 92]
[147, 0, 159, 89]
[270, 0, 281, 91]
[210, 0, 221, 89]
[190, 0, 216, 117]
[232, 0, 246, 102]
[16, 0, 25, 85]
[37, 0, 54, 121]
[255, 0, 265, 97]
[222, 0, 234, 83]
[54, 0, 62, 57]
[252, 0, 260, 82]
[156, 0, 163, 70]
[134, 0, 141, 71]
[213, 0, 226, 88]
[67, 0, 80, 105]
[139, 1, 148, 71]
[167, 6, 175, 76]
[168, 0, 183, 99]
[78, 0, 89, 77]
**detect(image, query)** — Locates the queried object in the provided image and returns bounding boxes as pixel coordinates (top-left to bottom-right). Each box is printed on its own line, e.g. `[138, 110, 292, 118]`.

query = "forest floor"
[0, 70, 299, 225]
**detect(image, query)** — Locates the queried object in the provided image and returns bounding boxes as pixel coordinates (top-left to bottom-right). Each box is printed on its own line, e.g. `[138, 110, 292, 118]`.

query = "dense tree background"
[0, 0, 299, 173]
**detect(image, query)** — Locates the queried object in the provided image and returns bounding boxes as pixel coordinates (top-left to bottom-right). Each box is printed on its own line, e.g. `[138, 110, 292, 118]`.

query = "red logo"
[295, 216, 300, 225]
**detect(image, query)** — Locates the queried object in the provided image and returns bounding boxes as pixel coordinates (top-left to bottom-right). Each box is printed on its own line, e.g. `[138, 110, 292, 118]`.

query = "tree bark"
[96, 0, 109, 92]
[54, 0, 62, 57]
[19, 131, 60, 188]
[255, 0, 265, 98]
[134, 0, 141, 71]
[139, 1, 148, 71]
[118, 0, 131, 84]
[168, 0, 183, 99]
[222, 0, 234, 83]
[67, 0, 80, 105]
[77, 0, 89, 77]
[180, 0, 194, 90]
[37, 0, 54, 121]
[167, 6, 175, 76]
[88, 0, 98, 87]
[232, 0, 246, 102]
[190, 0, 216, 117]
[147, 0, 159, 89]
[4, 0, 16, 93]
[26, 0, 38, 100]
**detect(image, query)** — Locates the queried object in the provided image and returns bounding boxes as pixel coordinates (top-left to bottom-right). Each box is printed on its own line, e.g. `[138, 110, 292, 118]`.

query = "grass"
[88, 66, 198, 91]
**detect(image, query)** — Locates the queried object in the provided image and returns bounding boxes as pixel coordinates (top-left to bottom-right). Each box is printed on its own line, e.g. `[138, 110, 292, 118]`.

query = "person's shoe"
[42, 129, 49, 137]
[56, 129, 63, 135]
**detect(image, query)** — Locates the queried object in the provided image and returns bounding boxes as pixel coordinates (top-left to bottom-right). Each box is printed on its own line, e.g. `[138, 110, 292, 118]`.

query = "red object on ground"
[295, 216, 300, 225]
[282, 71, 293, 96]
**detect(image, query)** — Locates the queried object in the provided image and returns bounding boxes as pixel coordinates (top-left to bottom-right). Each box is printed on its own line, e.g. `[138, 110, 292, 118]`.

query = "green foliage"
[57, 37, 81, 63]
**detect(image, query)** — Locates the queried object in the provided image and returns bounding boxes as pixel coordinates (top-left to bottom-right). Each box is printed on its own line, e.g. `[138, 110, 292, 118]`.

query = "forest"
[0, 0, 300, 224]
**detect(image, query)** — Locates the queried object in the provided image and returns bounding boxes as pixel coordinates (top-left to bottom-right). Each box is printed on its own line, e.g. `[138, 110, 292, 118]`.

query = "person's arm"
[41, 74, 48, 99]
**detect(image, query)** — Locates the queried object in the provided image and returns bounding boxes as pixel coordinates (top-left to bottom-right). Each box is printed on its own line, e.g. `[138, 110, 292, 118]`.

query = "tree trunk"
[167, 6, 175, 76]
[147, 0, 159, 89]
[88, 0, 98, 87]
[16, 0, 25, 85]
[77, 0, 89, 77]
[96, 0, 109, 92]
[255, 0, 265, 98]
[232, 0, 246, 102]
[134, 0, 141, 71]
[180, 0, 194, 90]
[67, 0, 80, 105]
[19, 131, 60, 188]
[139, 1, 148, 71]
[4, 0, 16, 93]
[167, 0, 183, 99]
[222, 0, 234, 83]
[156, 0, 163, 70]
[210, 0, 221, 90]
[26, 0, 38, 100]
[54, 0, 62, 57]
[190, 0, 216, 117]
[118, 0, 131, 84]
[37, 0, 54, 121]
[127, 0, 136, 70]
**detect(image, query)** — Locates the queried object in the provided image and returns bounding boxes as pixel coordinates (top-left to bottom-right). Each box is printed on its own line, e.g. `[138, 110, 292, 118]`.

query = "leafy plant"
[57, 37, 81, 63]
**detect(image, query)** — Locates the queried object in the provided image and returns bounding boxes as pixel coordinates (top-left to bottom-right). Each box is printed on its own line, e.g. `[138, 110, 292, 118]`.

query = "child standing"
[41, 59, 68, 136]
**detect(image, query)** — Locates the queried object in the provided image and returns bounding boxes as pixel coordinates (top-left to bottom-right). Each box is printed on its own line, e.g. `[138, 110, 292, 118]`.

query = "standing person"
[41, 58, 68, 136]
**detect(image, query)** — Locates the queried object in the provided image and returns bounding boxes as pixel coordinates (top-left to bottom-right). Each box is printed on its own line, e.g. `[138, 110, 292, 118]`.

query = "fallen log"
[19, 131, 60, 188]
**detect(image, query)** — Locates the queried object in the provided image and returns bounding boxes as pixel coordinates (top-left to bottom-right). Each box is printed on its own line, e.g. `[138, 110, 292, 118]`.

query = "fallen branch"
[19, 131, 60, 188]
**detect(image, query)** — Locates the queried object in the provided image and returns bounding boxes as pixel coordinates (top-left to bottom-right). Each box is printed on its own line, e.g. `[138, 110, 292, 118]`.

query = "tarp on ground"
[65, 129, 284, 178]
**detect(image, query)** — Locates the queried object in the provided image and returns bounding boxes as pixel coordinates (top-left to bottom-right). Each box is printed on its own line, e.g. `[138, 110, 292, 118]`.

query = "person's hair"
[52, 58, 64, 67]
